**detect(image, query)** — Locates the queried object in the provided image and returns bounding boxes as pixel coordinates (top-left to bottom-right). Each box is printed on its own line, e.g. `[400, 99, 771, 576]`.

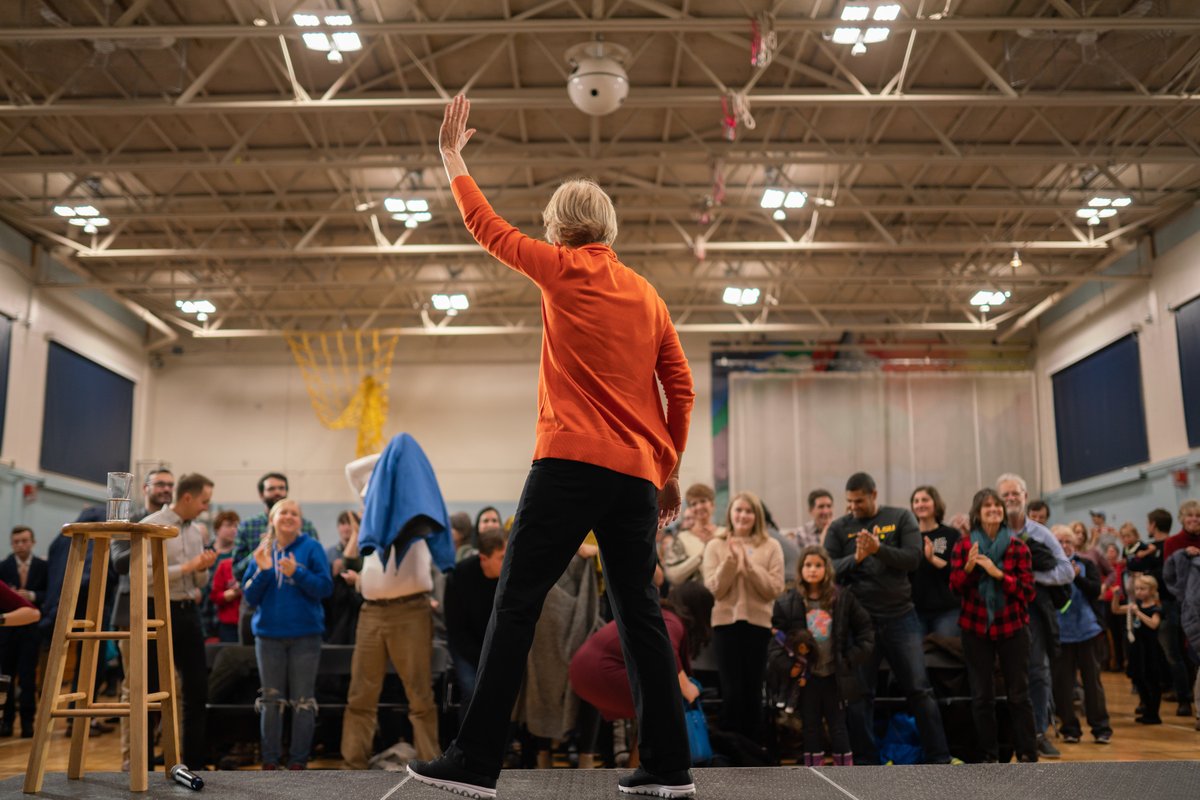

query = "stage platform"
[5, 763, 1200, 800]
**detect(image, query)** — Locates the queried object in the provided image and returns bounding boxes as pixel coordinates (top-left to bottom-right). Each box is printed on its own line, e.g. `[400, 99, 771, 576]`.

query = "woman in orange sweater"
[409, 96, 697, 800]
[702, 490, 785, 740]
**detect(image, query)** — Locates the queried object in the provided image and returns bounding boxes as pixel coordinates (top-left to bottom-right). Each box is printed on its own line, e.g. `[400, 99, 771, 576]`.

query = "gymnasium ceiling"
[1, 0, 1199, 352]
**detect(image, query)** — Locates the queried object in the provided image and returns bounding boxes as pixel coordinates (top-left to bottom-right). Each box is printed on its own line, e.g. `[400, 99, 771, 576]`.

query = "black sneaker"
[407, 751, 497, 799]
[618, 766, 696, 799]
[1061, 733, 1080, 744]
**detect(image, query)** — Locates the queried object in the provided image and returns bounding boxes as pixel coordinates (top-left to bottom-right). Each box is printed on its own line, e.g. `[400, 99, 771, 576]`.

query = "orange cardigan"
[451, 176, 694, 488]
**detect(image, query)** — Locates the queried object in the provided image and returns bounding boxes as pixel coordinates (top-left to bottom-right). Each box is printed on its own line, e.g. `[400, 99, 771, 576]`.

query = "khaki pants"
[341, 598, 439, 767]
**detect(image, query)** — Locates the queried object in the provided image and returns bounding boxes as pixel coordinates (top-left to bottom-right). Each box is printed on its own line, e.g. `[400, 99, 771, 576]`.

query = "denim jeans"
[450, 458, 690, 779]
[1027, 609, 1052, 735]
[845, 608, 950, 764]
[255, 634, 322, 766]
[451, 651, 478, 725]
[917, 609, 961, 640]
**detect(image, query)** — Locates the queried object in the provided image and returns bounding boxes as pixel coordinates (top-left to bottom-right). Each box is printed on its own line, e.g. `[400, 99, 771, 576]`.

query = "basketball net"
[284, 330, 401, 457]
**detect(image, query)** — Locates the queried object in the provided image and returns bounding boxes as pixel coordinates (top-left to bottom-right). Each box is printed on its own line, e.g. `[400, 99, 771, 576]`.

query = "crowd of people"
[2, 466, 1199, 771]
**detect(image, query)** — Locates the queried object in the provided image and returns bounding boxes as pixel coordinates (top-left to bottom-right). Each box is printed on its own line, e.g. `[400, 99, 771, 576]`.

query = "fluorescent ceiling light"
[969, 290, 992, 306]
[431, 294, 452, 310]
[302, 32, 331, 51]
[332, 32, 362, 51]
[760, 188, 786, 209]
[449, 294, 469, 310]
[177, 300, 216, 314]
[1088, 196, 1112, 207]
[1097, 208, 1117, 218]
[74, 205, 99, 216]
[832, 27, 861, 44]
[91, 217, 110, 226]
[1111, 196, 1132, 207]
[772, 210, 786, 221]
[68, 218, 89, 226]
[433, 293, 469, 311]
[1075, 208, 1098, 218]
[384, 198, 406, 213]
[723, 287, 760, 306]
[873, 4, 902, 21]
[405, 219, 419, 228]
[293, 13, 320, 26]
[324, 13, 353, 26]
[406, 198, 429, 212]
[863, 27, 890, 43]
[841, 5, 870, 21]
[54, 205, 75, 217]
[784, 191, 808, 208]
[413, 212, 432, 222]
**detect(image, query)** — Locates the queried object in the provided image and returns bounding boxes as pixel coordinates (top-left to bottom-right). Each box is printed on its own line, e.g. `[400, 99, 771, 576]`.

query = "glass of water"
[106, 472, 134, 522]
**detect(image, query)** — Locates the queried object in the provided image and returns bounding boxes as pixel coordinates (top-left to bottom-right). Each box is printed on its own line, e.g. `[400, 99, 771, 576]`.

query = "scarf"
[970, 524, 1012, 627]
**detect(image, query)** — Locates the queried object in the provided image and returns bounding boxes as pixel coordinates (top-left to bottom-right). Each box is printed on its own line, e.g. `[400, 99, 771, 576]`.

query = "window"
[0, 314, 10, 453]
[40, 342, 134, 483]
[1051, 333, 1149, 484]
[1177, 294, 1200, 448]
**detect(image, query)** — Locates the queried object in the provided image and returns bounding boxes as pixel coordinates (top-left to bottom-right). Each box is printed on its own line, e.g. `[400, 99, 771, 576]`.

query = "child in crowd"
[769, 545, 874, 767]
[1112, 574, 1170, 724]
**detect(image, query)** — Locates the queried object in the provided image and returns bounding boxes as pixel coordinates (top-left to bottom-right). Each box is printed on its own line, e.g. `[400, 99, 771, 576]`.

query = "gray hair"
[995, 473, 1027, 494]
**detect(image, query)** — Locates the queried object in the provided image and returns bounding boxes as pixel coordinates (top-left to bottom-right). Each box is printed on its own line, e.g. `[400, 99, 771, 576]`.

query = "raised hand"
[439, 94, 476, 156]
[253, 540, 273, 572]
[278, 553, 299, 578]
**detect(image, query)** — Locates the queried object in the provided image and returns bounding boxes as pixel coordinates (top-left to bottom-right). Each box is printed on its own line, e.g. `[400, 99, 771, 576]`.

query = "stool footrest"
[54, 692, 87, 705]
[65, 629, 161, 640]
[68, 620, 96, 630]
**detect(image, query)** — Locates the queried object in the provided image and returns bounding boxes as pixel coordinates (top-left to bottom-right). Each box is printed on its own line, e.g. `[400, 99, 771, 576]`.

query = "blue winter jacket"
[243, 534, 332, 638]
[358, 433, 454, 572]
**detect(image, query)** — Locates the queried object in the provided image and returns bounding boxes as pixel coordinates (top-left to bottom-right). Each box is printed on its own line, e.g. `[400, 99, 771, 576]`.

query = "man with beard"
[997, 473, 1073, 759]
[231, 472, 320, 643]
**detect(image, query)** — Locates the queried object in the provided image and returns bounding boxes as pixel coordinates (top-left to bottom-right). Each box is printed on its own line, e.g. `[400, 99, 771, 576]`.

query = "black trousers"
[1051, 635, 1112, 738]
[169, 601, 209, 768]
[0, 626, 40, 730]
[801, 673, 849, 755]
[712, 621, 771, 740]
[450, 459, 690, 778]
[961, 628, 1038, 762]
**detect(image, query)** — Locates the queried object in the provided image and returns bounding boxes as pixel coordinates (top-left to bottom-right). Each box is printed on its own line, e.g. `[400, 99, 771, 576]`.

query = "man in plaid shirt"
[949, 487, 1037, 762]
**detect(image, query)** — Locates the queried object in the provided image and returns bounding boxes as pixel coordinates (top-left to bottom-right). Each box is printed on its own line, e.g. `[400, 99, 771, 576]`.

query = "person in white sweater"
[702, 490, 785, 739]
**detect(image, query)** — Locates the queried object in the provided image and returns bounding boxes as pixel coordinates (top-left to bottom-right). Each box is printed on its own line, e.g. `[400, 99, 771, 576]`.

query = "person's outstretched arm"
[440, 94, 475, 183]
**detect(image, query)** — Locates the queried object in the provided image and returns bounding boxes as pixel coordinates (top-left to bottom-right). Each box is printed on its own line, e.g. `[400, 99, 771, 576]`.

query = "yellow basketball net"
[284, 330, 401, 457]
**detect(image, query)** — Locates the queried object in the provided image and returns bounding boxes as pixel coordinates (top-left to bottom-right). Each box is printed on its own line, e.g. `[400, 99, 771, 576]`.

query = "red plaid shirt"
[948, 533, 1035, 640]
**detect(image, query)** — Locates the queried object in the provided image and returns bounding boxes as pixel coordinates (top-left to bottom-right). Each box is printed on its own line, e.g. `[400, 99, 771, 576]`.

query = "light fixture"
[784, 191, 808, 209]
[723, 287, 761, 307]
[175, 299, 216, 314]
[53, 205, 75, 217]
[832, 2, 897, 52]
[1077, 194, 1131, 224]
[970, 290, 1007, 308]
[760, 188, 786, 209]
[385, 197, 433, 227]
[1010, 250, 1022, 269]
[432, 293, 469, 312]
[294, 11, 363, 62]
[772, 209, 786, 221]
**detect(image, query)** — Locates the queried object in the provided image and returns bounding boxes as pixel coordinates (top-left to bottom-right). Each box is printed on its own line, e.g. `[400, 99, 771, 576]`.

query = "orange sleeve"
[451, 175, 561, 287]
[655, 317, 694, 459]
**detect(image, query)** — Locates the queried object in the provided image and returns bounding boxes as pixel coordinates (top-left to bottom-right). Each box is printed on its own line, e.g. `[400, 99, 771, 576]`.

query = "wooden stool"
[24, 521, 181, 793]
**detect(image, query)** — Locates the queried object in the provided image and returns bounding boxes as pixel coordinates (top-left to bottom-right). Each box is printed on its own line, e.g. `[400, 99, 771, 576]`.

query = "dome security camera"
[565, 41, 631, 116]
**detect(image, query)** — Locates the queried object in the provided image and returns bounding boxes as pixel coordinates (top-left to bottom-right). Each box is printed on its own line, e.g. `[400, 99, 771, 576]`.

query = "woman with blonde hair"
[243, 499, 332, 769]
[701, 490, 785, 739]
[409, 96, 697, 800]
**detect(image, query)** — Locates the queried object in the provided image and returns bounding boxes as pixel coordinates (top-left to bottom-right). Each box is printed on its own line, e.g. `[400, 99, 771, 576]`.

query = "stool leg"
[23, 536, 88, 794]
[128, 536, 149, 793]
[68, 536, 111, 779]
[152, 538, 181, 775]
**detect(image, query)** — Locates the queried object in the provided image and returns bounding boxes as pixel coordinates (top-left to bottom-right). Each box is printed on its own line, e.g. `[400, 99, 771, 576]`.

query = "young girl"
[1112, 574, 1170, 724]
[769, 545, 874, 766]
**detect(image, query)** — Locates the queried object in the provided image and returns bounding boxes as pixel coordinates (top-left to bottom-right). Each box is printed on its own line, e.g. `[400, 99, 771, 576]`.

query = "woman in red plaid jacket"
[949, 488, 1038, 763]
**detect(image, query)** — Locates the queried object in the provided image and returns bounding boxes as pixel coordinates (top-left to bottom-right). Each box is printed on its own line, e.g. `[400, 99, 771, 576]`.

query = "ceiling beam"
[2, 17, 1197, 41]
[3, 143, 1198, 173]
[2, 90, 1199, 118]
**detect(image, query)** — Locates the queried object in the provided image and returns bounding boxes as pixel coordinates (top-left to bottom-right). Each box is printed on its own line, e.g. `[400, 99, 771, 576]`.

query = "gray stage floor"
[5, 763, 1200, 800]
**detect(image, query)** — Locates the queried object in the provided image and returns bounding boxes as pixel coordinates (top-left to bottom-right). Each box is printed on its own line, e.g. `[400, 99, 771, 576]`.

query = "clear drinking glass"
[106, 471, 134, 522]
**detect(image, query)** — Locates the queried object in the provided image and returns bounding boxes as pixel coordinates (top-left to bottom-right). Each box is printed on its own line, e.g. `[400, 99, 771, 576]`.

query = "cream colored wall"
[144, 333, 715, 506]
